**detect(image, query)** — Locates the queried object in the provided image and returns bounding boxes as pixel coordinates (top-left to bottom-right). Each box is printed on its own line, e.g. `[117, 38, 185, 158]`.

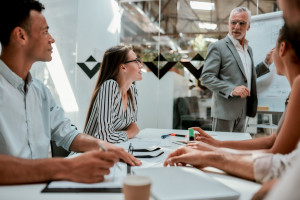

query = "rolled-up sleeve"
[253, 148, 299, 183]
[49, 94, 79, 151]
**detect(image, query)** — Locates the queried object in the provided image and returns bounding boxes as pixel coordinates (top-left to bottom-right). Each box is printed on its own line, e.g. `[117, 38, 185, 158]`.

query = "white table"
[0, 128, 260, 200]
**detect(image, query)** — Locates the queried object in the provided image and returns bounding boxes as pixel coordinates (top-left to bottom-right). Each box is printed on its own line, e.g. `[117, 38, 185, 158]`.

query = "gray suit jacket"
[200, 35, 269, 120]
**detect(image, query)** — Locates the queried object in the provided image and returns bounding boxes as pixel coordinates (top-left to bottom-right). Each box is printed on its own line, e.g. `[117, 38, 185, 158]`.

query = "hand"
[163, 146, 208, 169]
[99, 141, 142, 166]
[126, 122, 140, 138]
[187, 141, 217, 151]
[191, 127, 220, 147]
[264, 48, 275, 66]
[232, 85, 250, 98]
[251, 179, 277, 200]
[64, 150, 118, 183]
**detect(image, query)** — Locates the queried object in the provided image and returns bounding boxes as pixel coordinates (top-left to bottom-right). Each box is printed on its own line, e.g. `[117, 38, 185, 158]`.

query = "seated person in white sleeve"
[0, 0, 141, 185]
[164, 23, 300, 189]
[84, 45, 143, 143]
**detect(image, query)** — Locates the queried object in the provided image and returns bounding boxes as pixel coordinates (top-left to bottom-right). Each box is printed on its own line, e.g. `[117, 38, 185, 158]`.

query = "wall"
[30, 0, 121, 131]
[247, 11, 289, 112]
[136, 71, 189, 129]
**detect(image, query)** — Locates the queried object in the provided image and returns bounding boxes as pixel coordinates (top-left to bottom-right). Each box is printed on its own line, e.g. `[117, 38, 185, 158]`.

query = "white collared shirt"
[0, 59, 79, 159]
[228, 33, 252, 91]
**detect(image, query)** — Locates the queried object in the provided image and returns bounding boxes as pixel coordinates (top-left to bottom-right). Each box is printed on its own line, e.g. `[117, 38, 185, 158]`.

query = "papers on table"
[42, 163, 128, 193]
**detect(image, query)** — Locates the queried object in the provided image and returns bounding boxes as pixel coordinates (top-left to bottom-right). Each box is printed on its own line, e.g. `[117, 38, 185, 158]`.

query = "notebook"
[133, 167, 240, 200]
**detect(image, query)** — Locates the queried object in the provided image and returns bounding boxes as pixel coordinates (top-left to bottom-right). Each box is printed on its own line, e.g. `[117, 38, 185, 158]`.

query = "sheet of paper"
[47, 162, 127, 189]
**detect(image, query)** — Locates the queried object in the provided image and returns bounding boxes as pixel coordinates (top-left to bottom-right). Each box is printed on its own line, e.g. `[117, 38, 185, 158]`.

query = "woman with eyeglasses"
[84, 44, 143, 143]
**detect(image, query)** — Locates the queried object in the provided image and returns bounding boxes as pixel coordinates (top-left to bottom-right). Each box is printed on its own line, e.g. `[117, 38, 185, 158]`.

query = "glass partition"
[18, 0, 279, 134]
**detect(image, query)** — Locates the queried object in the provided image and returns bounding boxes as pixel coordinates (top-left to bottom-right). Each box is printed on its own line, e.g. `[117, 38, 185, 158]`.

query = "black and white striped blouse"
[84, 79, 138, 143]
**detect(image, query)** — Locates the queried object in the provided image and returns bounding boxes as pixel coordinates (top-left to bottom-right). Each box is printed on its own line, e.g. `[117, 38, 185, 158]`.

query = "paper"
[47, 162, 127, 189]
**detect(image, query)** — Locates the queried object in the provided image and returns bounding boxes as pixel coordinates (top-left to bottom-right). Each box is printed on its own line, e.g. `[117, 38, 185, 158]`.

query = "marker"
[189, 128, 194, 141]
[161, 133, 187, 139]
[170, 133, 187, 137]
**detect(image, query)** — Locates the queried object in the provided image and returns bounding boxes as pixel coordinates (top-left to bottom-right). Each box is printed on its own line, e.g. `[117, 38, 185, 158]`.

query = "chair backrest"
[50, 141, 70, 157]
[187, 96, 200, 113]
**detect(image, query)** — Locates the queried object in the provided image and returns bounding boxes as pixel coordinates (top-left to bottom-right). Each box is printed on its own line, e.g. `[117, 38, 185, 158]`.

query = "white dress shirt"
[0, 59, 79, 159]
[228, 33, 252, 91]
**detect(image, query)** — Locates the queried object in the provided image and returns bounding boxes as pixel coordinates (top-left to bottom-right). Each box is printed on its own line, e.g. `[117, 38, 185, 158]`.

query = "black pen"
[127, 143, 132, 174]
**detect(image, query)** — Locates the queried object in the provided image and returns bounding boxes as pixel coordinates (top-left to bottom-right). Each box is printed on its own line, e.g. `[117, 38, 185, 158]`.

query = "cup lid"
[123, 175, 151, 186]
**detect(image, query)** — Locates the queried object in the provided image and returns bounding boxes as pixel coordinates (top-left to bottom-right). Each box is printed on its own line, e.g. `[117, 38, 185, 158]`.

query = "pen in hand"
[98, 143, 121, 170]
[98, 143, 107, 152]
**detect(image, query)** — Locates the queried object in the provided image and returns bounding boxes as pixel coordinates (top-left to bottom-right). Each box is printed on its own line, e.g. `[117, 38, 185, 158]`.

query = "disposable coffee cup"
[122, 175, 151, 200]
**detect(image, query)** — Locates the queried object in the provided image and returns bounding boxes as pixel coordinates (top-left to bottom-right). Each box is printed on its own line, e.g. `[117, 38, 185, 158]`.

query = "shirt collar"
[227, 33, 248, 50]
[0, 59, 33, 90]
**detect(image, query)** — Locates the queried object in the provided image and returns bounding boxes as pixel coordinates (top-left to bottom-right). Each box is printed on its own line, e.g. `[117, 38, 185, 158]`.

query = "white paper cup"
[122, 175, 151, 200]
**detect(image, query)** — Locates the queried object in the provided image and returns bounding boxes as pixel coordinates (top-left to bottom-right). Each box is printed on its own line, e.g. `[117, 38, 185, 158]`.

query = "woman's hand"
[163, 146, 209, 169]
[187, 141, 217, 151]
[251, 179, 277, 200]
[191, 127, 220, 147]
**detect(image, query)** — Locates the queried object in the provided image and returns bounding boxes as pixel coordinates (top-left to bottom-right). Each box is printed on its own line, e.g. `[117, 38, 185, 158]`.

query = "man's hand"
[264, 48, 275, 66]
[232, 85, 250, 98]
[99, 141, 142, 166]
[63, 150, 118, 183]
[191, 127, 220, 147]
[163, 146, 208, 169]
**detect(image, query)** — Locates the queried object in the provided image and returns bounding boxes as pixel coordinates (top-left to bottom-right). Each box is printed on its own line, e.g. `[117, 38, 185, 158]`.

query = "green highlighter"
[189, 128, 194, 141]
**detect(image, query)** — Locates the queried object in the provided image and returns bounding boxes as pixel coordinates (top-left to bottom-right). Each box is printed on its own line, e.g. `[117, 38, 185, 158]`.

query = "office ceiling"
[118, 0, 279, 50]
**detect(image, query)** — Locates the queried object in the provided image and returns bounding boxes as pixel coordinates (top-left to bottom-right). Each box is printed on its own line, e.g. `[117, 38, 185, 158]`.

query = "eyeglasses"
[127, 143, 164, 158]
[231, 20, 248, 27]
[124, 58, 142, 65]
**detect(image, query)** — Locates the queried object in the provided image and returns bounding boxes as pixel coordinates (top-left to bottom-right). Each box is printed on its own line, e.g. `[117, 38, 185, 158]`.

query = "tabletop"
[0, 128, 260, 200]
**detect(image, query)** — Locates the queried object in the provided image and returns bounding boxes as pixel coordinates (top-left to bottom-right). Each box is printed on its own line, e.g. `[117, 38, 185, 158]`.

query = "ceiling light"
[190, 1, 215, 11]
[198, 22, 217, 30]
[204, 38, 218, 43]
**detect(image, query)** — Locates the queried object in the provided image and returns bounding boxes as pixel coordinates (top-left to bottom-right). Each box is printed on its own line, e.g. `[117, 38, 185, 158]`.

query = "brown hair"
[277, 24, 299, 63]
[84, 44, 134, 130]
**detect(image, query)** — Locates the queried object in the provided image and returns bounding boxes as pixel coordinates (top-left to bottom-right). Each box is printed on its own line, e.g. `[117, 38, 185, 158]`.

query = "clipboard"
[41, 183, 121, 193]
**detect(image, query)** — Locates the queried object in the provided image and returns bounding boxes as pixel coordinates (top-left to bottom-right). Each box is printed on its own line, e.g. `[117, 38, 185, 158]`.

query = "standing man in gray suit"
[200, 7, 273, 132]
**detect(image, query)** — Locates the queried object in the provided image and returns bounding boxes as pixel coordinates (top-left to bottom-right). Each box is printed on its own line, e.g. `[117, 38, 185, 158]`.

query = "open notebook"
[133, 167, 240, 200]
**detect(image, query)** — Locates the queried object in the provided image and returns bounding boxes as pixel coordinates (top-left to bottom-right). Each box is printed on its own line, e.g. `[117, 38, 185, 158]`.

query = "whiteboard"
[246, 11, 289, 112]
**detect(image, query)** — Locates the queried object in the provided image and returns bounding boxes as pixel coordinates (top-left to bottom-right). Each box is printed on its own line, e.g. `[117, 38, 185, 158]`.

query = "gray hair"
[229, 7, 251, 24]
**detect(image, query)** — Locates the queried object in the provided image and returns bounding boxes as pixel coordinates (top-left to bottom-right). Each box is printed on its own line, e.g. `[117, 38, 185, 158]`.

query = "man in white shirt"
[0, 0, 141, 185]
[200, 7, 272, 132]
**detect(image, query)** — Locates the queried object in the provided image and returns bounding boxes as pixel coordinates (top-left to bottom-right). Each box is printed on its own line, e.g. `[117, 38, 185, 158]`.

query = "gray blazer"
[200, 35, 269, 120]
